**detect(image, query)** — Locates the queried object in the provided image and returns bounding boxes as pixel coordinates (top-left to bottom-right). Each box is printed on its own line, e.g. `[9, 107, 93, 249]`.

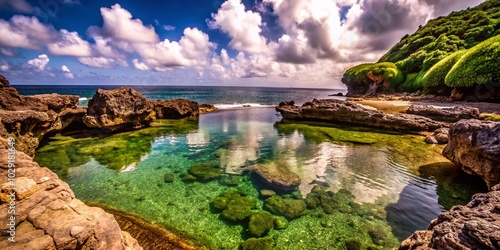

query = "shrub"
[421, 50, 467, 87]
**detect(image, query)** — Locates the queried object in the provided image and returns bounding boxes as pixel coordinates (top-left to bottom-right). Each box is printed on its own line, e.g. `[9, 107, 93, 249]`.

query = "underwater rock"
[0, 140, 142, 250]
[164, 172, 175, 183]
[83, 87, 156, 132]
[212, 189, 256, 222]
[249, 162, 301, 192]
[264, 195, 307, 220]
[443, 120, 500, 190]
[260, 189, 276, 198]
[152, 99, 199, 119]
[399, 184, 500, 250]
[219, 175, 241, 186]
[188, 162, 222, 181]
[406, 105, 480, 122]
[276, 99, 446, 132]
[248, 211, 274, 237]
[273, 217, 289, 230]
[240, 237, 275, 250]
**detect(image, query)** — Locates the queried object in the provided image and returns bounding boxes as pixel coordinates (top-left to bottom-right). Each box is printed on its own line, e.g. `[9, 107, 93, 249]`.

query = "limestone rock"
[400, 184, 500, 250]
[0, 142, 142, 250]
[152, 99, 199, 119]
[83, 88, 156, 131]
[443, 120, 500, 190]
[250, 163, 301, 191]
[276, 99, 446, 132]
[406, 105, 480, 122]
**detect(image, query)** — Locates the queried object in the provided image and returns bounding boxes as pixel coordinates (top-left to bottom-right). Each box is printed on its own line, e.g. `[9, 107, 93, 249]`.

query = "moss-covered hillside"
[342, 0, 500, 99]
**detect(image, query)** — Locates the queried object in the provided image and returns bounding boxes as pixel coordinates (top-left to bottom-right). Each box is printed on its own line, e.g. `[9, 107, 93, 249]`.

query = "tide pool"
[35, 108, 486, 249]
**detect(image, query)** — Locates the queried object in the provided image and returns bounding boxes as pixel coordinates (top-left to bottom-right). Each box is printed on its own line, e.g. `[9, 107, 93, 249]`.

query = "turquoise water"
[35, 107, 487, 249]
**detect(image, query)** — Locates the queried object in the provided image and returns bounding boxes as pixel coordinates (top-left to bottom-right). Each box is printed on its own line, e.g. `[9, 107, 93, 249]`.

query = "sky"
[0, 0, 485, 88]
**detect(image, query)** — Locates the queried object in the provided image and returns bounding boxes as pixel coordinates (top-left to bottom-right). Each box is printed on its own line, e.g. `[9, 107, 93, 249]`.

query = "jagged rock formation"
[152, 99, 199, 119]
[400, 184, 500, 250]
[83, 88, 156, 132]
[0, 139, 142, 250]
[443, 119, 500, 190]
[276, 99, 446, 132]
[406, 105, 480, 122]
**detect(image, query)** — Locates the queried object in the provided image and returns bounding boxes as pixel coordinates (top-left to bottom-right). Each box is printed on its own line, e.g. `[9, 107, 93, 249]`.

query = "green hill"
[342, 0, 500, 100]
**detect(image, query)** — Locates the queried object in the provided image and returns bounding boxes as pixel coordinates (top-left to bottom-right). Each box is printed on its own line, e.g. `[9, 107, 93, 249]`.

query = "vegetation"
[344, 0, 500, 93]
[264, 195, 307, 220]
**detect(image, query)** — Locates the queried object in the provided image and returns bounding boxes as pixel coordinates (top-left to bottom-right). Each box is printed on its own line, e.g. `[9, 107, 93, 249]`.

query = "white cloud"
[61, 65, 74, 79]
[0, 0, 35, 13]
[47, 29, 92, 57]
[208, 0, 267, 53]
[163, 25, 176, 31]
[0, 48, 17, 57]
[27, 54, 49, 71]
[88, 4, 159, 43]
[0, 15, 56, 49]
[0, 60, 10, 71]
[132, 59, 150, 71]
[78, 57, 128, 69]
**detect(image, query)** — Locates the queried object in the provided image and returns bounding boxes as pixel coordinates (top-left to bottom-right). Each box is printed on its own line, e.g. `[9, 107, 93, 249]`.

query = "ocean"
[25, 85, 486, 249]
[15, 85, 348, 108]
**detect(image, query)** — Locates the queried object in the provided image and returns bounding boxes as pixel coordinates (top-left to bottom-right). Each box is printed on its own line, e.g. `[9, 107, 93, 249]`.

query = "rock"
[250, 162, 301, 192]
[219, 175, 241, 186]
[260, 189, 276, 198]
[163, 172, 175, 183]
[152, 99, 199, 119]
[399, 184, 500, 250]
[27, 94, 80, 113]
[248, 211, 274, 237]
[83, 87, 156, 131]
[443, 120, 500, 190]
[276, 99, 446, 132]
[424, 135, 438, 144]
[433, 131, 449, 144]
[199, 104, 217, 114]
[406, 105, 480, 122]
[187, 162, 222, 181]
[264, 195, 307, 220]
[278, 100, 295, 106]
[0, 141, 142, 250]
[0, 74, 9, 87]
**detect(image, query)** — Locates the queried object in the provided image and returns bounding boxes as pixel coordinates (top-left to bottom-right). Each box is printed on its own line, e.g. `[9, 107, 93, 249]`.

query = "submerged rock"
[248, 211, 274, 237]
[264, 195, 307, 220]
[188, 162, 222, 181]
[240, 237, 274, 250]
[0, 140, 141, 249]
[83, 87, 156, 132]
[443, 120, 500, 190]
[250, 162, 301, 192]
[276, 99, 446, 132]
[152, 99, 199, 119]
[399, 184, 500, 250]
[211, 189, 256, 222]
[406, 105, 480, 122]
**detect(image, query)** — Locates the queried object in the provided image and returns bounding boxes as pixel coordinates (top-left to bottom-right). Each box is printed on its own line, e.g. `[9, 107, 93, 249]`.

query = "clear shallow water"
[35, 108, 487, 249]
[15, 85, 346, 107]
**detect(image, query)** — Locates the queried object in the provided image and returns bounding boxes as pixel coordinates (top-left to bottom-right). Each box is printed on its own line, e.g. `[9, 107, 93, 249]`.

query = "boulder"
[0, 141, 142, 250]
[399, 184, 500, 250]
[250, 163, 301, 191]
[443, 120, 500, 190]
[406, 105, 480, 122]
[276, 99, 446, 132]
[0, 74, 9, 87]
[152, 99, 199, 119]
[199, 104, 218, 114]
[83, 88, 156, 131]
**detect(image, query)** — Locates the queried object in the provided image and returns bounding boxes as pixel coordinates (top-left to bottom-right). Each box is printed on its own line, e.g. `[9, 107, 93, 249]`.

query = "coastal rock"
[0, 84, 78, 113]
[406, 105, 480, 122]
[250, 163, 301, 191]
[0, 74, 9, 87]
[83, 88, 156, 131]
[276, 99, 446, 132]
[0, 141, 142, 250]
[443, 120, 500, 190]
[27, 94, 80, 113]
[399, 184, 500, 250]
[199, 104, 218, 114]
[152, 99, 199, 119]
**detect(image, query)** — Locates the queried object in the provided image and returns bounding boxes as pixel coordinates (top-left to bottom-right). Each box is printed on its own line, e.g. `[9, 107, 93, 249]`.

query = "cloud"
[88, 4, 159, 43]
[27, 54, 49, 71]
[208, 0, 267, 53]
[0, 15, 56, 49]
[61, 65, 74, 79]
[47, 29, 92, 57]
[0, 0, 35, 13]
[132, 59, 150, 71]
[163, 25, 176, 31]
[78, 57, 128, 69]
[0, 48, 17, 57]
[0, 60, 10, 72]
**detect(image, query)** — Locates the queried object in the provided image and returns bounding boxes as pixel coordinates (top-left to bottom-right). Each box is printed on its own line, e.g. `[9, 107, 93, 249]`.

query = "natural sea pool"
[35, 108, 486, 249]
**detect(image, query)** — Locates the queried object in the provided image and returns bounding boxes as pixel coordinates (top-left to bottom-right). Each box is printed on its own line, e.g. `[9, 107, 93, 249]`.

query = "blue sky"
[0, 0, 484, 88]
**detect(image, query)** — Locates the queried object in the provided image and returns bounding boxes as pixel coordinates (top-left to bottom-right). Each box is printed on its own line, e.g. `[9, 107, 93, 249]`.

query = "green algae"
[188, 162, 222, 181]
[240, 237, 275, 250]
[264, 195, 307, 220]
[248, 211, 274, 237]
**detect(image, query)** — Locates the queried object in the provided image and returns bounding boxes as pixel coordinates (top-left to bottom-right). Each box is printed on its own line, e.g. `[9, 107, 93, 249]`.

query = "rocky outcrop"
[406, 105, 480, 122]
[276, 99, 446, 132]
[152, 99, 199, 119]
[0, 140, 141, 250]
[249, 163, 301, 192]
[443, 120, 500, 190]
[83, 88, 156, 132]
[199, 104, 217, 114]
[0, 74, 9, 87]
[399, 184, 500, 250]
